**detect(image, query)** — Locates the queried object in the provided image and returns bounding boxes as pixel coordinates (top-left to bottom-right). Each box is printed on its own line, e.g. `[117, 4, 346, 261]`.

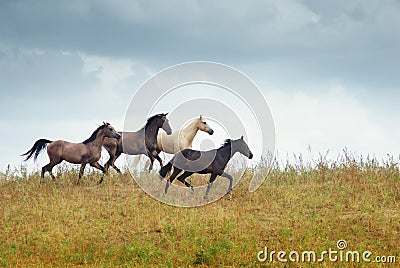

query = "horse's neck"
[217, 144, 235, 164]
[145, 123, 159, 142]
[180, 120, 199, 142]
[88, 131, 106, 150]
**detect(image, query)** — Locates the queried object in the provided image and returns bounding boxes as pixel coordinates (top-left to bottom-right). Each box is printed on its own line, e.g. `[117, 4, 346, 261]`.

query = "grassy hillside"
[0, 155, 399, 267]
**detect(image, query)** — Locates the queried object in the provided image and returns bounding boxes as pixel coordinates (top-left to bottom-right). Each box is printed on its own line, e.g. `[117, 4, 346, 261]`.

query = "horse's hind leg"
[41, 164, 55, 182]
[41, 164, 49, 179]
[40, 158, 61, 182]
[77, 163, 86, 185]
[176, 171, 194, 192]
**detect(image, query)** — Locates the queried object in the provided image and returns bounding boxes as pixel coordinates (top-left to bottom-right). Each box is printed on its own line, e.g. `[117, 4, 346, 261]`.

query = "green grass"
[0, 155, 399, 267]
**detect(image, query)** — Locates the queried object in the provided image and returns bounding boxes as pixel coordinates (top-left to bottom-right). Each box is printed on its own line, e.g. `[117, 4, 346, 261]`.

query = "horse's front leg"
[154, 154, 163, 169]
[165, 167, 182, 194]
[176, 171, 194, 193]
[221, 172, 234, 193]
[90, 162, 106, 184]
[205, 173, 218, 198]
[104, 143, 114, 174]
[104, 142, 121, 174]
[105, 153, 121, 174]
[111, 152, 122, 174]
[146, 150, 155, 172]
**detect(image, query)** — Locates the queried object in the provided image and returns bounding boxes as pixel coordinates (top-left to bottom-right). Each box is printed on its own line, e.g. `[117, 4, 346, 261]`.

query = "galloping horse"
[22, 122, 121, 184]
[159, 136, 253, 197]
[103, 113, 172, 173]
[132, 115, 214, 170]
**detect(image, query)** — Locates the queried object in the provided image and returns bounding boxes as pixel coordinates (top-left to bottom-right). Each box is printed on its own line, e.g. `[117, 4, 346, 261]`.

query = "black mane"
[82, 125, 106, 144]
[219, 139, 232, 149]
[145, 113, 165, 128]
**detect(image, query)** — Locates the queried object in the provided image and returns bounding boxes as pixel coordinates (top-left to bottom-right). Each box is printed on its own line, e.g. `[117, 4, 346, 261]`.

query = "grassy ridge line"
[0, 158, 399, 267]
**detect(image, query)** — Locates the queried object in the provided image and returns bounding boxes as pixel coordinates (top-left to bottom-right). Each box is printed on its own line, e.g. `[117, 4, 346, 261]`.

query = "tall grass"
[0, 153, 399, 267]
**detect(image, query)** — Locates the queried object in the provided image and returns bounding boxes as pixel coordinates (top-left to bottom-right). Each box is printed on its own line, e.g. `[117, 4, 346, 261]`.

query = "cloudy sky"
[1, 0, 399, 173]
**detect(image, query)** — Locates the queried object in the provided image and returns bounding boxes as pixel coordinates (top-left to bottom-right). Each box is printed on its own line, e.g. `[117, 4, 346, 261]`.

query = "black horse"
[103, 113, 172, 173]
[159, 136, 253, 197]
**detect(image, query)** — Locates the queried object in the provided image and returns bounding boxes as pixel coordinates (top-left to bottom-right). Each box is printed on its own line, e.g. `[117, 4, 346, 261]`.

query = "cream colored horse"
[132, 116, 214, 169]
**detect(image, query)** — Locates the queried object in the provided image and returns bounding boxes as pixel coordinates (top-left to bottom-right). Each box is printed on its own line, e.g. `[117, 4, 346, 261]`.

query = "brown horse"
[22, 122, 121, 184]
[103, 113, 172, 173]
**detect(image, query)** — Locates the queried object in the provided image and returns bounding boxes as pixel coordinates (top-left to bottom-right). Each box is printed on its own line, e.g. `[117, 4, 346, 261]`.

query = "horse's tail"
[159, 161, 173, 178]
[22, 139, 52, 162]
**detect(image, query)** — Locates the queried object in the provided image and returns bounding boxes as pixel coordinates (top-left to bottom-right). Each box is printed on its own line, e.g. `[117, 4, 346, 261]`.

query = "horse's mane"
[82, 125, 107, 144]
[145, 113, 165, 128]
[219, 139, 232, 149]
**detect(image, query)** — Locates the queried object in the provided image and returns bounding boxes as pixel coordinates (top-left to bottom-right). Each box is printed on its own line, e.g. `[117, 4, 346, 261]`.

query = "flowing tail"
[22, 139, 52, 161]
[159, 161, 172, 178]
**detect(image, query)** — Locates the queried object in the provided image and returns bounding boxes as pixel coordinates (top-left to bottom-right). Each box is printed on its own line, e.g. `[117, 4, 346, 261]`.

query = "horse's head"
[233, 136, 253, 159]
[160, 113, 172, 135]
[148, 113, 172, 135]
[102, 122, 121, 140]
[197, 115, 214, 135]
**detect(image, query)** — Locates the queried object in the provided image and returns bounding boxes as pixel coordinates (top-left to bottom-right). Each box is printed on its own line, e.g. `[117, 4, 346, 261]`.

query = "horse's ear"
[199, 115, 202, 119]
[241, 135, 244, 140]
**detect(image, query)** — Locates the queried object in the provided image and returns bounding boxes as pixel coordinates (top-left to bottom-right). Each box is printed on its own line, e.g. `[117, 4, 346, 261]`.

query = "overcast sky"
[1, 0, 400, 173]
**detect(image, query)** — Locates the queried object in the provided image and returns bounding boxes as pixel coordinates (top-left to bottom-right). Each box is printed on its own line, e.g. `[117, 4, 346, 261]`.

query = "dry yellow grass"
[0, 155, 399, 267]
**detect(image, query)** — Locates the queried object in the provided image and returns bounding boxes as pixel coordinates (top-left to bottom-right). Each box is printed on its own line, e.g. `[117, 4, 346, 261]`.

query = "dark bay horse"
[22, 122, 121, 184]
[159, 136, 253, 197]
[103, 113, 172, 173]
[132, 115, 214, 170]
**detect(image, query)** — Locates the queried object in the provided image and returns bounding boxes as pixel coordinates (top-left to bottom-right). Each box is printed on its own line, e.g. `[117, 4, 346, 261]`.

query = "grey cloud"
[1, 0, 399, 88]
[0, 48, 144, 121]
